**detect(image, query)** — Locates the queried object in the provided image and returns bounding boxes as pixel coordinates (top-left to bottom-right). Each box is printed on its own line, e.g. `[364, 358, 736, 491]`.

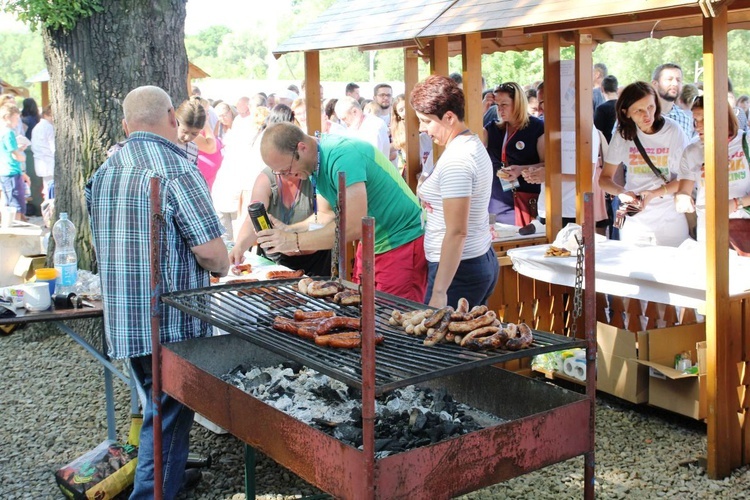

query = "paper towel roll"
[563, 357, 587, 381]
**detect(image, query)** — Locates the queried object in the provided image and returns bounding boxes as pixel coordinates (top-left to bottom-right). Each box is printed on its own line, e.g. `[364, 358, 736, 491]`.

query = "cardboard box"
[14, 254, 47, 282]
[596, 322, 649, 404]
[637, 323, 706, 419]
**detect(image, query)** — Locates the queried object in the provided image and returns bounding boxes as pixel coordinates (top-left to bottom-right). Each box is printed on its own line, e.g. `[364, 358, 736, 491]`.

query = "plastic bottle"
[53, 212, 78, 296]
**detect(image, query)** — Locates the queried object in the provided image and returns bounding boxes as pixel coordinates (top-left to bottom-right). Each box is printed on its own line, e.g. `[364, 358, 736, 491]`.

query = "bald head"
[121, 86, 177, 140]
[261, 122, 305, 160]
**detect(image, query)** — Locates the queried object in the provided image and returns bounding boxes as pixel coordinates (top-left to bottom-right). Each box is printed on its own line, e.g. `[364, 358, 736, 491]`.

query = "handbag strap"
[633, 135, 669, 184]
[742, 131, 749, 162]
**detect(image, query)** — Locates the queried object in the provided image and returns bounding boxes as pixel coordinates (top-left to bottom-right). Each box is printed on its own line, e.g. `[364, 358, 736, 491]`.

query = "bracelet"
[294, 232, 301, 253]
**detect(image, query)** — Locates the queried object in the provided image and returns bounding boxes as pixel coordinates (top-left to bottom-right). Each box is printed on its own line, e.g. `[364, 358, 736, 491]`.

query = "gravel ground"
[3, 323, 750, 499]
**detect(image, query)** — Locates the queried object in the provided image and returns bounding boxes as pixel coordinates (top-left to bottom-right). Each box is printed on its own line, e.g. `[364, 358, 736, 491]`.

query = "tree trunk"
[43, 0, 189, 272]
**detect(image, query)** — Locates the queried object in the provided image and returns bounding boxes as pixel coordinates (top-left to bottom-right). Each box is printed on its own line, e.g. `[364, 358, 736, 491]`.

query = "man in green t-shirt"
[257, 122, 426, 302]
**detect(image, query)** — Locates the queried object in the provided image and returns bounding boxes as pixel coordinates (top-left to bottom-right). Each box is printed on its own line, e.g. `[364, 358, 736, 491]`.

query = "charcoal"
[280, 360, 303, 373]
[427, 425, 444, 443]
[334, 424, 362, 445]
[411, 411, 427, 431]
[349, 407, 362, 424]
[248, 372, 272, 389]
[310, 385, 344, 403]
[374, 439, 393, 452]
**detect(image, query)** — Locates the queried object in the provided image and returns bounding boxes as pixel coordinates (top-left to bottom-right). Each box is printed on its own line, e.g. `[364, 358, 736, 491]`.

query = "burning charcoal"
[248, 372, 272, 389]
[374, 439, 393, 452]
[311, 385, 344, 403]
[280, 360, 303, 373]
[334, 424, 362, 445]
[410, 410, 427, 431]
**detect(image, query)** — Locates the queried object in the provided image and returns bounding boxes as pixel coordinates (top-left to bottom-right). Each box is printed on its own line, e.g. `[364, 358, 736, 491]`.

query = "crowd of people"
[48, 65, 750, 496]
[0, 94, 55, 222]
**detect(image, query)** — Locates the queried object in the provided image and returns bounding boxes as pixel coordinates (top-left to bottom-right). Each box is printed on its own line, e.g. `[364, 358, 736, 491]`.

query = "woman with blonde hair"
[175, 96, 222, 189]
[391, 94, 434, 178]
[484, 81, 544, 226]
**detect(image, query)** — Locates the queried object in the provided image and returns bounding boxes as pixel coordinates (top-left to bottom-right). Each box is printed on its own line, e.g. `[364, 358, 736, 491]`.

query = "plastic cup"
[35, 268, 57, 296]
[1, 206, 17, 228]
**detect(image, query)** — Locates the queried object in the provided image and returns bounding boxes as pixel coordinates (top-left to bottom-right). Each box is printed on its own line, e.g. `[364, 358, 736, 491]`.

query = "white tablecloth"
[507, 240, 750, 309]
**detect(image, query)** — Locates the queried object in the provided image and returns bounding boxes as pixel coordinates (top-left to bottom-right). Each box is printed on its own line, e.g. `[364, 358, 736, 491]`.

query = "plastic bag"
[55, 439, 138, 500]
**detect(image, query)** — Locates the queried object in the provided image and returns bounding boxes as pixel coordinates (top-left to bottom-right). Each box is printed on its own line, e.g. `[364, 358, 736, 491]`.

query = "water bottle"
[53, 212, 78, 296]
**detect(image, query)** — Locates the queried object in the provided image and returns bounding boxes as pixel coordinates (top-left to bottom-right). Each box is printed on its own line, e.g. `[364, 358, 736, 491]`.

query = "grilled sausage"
[231, 263, 253, 276]
[408, 309, 434, 326]
[448, 311, 497, 333]
[450, 305, 489, 322]
[314, 331, 385, 348]
[293, 310, 336, 321]
[333, 289, 361, 306]
[424, 313, 452, 346]
[456, 297, 469, 314]
[298, 277, 313, 294]
[505, 322, 533, 350]
[424, 306, 451, 329]
[459, 326, 500, 347]
[267, 269, 305, 280]
[465, 332, 508, 350]
[307, 280, 343, 297]
[315, 316, 361, 335]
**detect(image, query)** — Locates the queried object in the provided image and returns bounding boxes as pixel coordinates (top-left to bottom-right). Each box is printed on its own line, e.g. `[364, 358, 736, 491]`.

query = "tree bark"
[43, 0, 189, 272]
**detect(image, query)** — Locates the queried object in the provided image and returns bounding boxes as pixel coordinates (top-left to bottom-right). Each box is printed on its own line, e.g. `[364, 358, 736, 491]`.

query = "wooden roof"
[274, 0, 750, 55]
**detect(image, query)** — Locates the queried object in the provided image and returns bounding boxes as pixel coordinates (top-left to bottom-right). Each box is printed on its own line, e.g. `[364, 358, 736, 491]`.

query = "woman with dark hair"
[483, 81, 544, 226]
[599, 81, 690, 246]
[229, 105, 331, 276]
[675, 96, 750, 242]
[21, 98, 39, 140]
[410, 74, 498, 309]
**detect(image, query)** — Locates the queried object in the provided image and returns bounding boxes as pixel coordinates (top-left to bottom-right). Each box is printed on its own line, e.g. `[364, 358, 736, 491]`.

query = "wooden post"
[462, 33, 483, 136]
[304, 51, 322, 136]
[574, 32, 594, 222]
[543, 33, 562, 241]
[703, 7, 740, 479]
[41, 81, 49, 109]
[404, 47, 421, 192]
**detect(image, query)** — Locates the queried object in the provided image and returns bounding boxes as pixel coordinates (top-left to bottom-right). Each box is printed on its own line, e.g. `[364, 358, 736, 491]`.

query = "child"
[0, 103, 30, 220]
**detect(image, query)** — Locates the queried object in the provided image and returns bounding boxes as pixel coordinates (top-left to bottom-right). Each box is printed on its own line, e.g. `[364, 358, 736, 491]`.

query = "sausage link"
[424, 306, 452, 329]
[298, 277, 314, 294]
[448, 311, 497, 333]
[315, 316, 361, 335]
[456, 297, 469, 314]
[505, 322, 533, 350]
[294, 310, 336, 321]
[459, 326, 500, 347]
[267, 269, 305, 280]
[307, 280, 343, 297]
[424, 313, 452, 346]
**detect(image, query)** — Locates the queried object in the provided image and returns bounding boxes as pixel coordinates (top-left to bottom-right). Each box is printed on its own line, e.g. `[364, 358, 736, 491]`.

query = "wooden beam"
[462, 32, 483, 137]
[303, 51, 322, 136]
[574, 31, 594, 223]
[543, 33, 562, 241]
[404, 47, 421, 192]
[703, 5, 740, 480]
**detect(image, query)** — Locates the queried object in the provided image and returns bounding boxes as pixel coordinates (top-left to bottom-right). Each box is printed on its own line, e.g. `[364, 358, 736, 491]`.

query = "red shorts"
[352, 235, 427, 304]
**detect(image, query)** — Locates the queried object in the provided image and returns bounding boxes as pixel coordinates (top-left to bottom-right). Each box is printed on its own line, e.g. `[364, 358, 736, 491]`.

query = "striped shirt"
[417, 133, 493, 262]
[85, 131, 224, 359]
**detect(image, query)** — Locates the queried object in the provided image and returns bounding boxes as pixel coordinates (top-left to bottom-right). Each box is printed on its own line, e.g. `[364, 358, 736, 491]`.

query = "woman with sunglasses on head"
[483, 81, 544, 227]
[410, 75, 498, 309]
[229, 105, 331, 276]
[175, 96, 221, 188]
[599, 81, 690, 246]
[674, 96, 750, 242]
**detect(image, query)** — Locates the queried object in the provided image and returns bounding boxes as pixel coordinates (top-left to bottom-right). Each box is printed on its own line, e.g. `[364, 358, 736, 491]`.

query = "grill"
[161, 278, 585, 394]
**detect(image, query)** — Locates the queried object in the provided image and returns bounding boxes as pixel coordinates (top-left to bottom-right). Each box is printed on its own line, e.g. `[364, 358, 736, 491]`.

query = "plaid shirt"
[665, 105, 695, 139]
[85, 131, 224, 359]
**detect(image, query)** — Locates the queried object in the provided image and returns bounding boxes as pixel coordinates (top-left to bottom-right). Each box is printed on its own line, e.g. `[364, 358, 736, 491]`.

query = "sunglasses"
[494, 83, 516, 97]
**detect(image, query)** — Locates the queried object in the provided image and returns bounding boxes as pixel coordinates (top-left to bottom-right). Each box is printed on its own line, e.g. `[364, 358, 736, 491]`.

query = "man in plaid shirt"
[86, 85, 229, 499]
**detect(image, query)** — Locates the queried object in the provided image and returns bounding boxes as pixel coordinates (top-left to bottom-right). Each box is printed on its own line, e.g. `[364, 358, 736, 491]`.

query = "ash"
[221, 362, 505, 456]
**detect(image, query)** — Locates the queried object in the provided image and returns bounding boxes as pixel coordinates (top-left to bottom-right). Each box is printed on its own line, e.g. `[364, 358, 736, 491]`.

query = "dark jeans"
[425, 247, 500, 309]
[0, 174, 26, 214]
[130, 355, 194, 500]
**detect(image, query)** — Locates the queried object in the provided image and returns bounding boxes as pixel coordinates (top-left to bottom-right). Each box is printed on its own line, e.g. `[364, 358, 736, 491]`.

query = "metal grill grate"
[162, 279, 585, 394]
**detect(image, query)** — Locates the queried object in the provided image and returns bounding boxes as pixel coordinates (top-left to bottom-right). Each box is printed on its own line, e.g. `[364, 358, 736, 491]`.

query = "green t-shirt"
[315, 134, 423, 254]
[0, 128, 22, 176]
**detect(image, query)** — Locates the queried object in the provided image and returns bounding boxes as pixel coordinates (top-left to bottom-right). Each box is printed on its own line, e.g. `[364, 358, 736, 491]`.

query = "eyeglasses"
[376, 93, 392, 98]
[278, 146, 298, 176]
[494, 83, 516, 97]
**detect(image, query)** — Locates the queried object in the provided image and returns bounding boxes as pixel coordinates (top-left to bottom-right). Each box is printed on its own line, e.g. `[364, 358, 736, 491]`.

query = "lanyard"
[501, 128, 517, 165]
[311, 137, 321, 223]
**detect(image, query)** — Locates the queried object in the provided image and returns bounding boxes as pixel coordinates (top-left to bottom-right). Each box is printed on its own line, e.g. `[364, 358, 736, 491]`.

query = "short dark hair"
[602, 75, 618, 94]
[449, 72, 463, 85]
[410, 74, 465, 121]
[616, 81, 663, 141]
[373, 83, 392, 96]
[345, 83, 359, 94]
[652, 63, 682, 82]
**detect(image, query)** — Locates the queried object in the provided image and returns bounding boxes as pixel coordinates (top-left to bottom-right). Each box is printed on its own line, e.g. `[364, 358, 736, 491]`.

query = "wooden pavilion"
[274, 0, 750, 479]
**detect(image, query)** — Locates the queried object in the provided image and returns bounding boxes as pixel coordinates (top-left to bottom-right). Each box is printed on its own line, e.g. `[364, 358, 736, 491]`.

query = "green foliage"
[321, 48, 368, 81]
[2, 0, 103, 32]
[185, 25, 232, 59]
[0, 31, 44, 101]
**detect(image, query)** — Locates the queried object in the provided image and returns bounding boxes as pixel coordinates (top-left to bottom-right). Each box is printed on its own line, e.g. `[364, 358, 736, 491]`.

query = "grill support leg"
[583, 192, 596, 499]
[360, 217, 376, 499]
[244, 444, 256, 499]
